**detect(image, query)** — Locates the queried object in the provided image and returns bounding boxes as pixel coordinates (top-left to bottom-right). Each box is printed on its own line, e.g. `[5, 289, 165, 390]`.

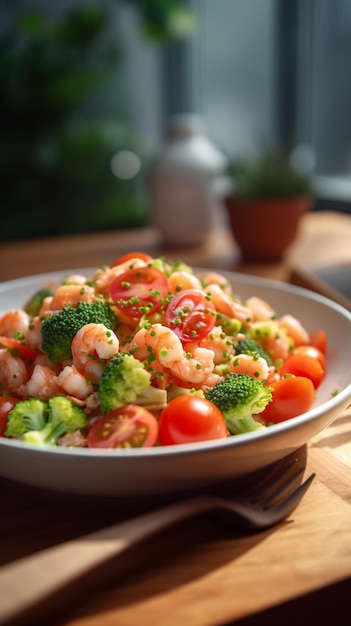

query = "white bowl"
[0, 269, 350, 497]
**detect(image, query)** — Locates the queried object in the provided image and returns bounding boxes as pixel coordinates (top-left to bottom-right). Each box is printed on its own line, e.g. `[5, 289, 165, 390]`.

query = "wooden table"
[1, 210, 351, 626]
[1, 209, 351, 284]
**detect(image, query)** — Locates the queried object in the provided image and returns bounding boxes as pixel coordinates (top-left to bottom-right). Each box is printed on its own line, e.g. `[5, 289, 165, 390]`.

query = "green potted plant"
[0, 0, 197, 242]
[223, 146, 314, 261]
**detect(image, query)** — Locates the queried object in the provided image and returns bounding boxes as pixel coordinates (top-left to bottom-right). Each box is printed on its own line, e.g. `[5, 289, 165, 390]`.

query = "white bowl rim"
[0, 266, 350, 460]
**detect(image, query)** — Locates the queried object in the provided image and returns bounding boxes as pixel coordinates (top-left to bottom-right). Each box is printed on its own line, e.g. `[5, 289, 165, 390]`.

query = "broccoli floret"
[24, 287, 54, 316]
[205, 373, 272, 435]
[235, 337, 272, 366]
[41, 300, 116, 362]
[5, 398, 47, 438]
[98, 353, 152, 414]
[22, 396, 87, 447]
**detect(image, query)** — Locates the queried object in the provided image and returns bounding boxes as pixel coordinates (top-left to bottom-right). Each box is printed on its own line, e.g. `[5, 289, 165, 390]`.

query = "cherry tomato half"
[112, 251, 152, 267]
[109, 266, 169, 318]
[309, 329, 328, 354]
[294, 345, 327, 373]
[0, 395, 19, 437]
[260, 376, 315, 424]
[158, 395, 228, 446]
[0, 337, 42, 362]
[279, 353, 325, 389]
[87, 405, 158, 449]
[165, 289, 216, 344]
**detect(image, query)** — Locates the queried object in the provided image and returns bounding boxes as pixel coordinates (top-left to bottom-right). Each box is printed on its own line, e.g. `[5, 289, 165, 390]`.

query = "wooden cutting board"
[1, 409, 350, 626]
[50, 429, 350, 626]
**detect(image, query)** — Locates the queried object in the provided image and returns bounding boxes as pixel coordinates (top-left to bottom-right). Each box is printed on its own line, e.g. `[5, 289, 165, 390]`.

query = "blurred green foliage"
[0, 0, 196, 241]
[226, 146, 313, 200]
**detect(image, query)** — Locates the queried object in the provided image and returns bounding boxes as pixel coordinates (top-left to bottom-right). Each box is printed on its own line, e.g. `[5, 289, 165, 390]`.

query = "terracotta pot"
[224, 195, 313, 261]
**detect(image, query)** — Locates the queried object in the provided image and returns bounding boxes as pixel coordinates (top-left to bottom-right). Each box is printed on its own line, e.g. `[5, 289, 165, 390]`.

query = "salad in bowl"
[0, 251, 330, 452]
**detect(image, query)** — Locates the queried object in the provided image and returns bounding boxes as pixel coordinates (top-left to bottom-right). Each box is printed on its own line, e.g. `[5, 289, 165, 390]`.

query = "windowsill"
[313, 175, 351, 214]
[314, 174, 351, 201]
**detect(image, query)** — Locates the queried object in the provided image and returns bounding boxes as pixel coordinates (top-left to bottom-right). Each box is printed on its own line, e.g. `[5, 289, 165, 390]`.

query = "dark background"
[1, 0, 350, 243]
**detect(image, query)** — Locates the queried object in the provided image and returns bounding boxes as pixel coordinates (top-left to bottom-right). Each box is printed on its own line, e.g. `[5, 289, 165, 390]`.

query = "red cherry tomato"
[0, 337, 42, 362]
[0, 395, 19, 437]
[87, 405, 158, 449]
[158, 395, 228, 446]
[165, 289, 216, 344]
[112, 251, 152, 267]
[109, 266, 169, 318]
[279, 353, 325, 389]
[294, 345, 327, 373]
[260, 376, 315, 424]
[309, 329, 328, 354]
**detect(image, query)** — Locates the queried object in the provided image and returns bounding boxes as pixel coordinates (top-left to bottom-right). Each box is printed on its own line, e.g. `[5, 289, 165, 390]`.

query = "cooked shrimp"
[24, 364, 60, 401]
[62, 274, 88, 285]
[265, 365, 280, 385]
[48, 284, 96, 311]
[168, 271, 202, 293]
[0, 310, 43, 352]
[278, 314, 309, 347]
[250, 321, 291, 362]
[92, 259, 147, 294]
[71, 323, 120, 384]
[31, 352, 61, 371]
[38, 296, 54, 315]
[171, 344, 220, 388]
[205, 284, 253, 326]
[189, 325, 236, 364]
[245, 296, 276, 322]
[54, 365, 94, 401]
[227, 353, 269, 381]
[131, 324, 184, 379]
[0, 309, 30, 338]
[26, 316, 43, 350]
[0, 348, 29, 393]
[197, 271, 233, 293]
[131, 323, 219, 388]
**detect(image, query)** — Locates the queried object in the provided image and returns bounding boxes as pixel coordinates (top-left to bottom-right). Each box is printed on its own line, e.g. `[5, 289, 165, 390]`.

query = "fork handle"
[0, 495, 217, 626]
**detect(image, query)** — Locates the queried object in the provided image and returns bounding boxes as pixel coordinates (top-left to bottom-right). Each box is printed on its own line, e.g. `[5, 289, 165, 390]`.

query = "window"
[166, 0, 279, 157]
[160, 0, 351, 212]
[296, 0, 351, 211]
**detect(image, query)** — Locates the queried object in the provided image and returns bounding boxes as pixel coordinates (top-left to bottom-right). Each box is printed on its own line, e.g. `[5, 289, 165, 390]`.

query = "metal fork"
[0, 459, 315, 626]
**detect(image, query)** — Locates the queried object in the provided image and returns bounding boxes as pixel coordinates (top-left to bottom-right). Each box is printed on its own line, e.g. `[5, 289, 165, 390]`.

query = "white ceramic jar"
[149, 114, 228, 246]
